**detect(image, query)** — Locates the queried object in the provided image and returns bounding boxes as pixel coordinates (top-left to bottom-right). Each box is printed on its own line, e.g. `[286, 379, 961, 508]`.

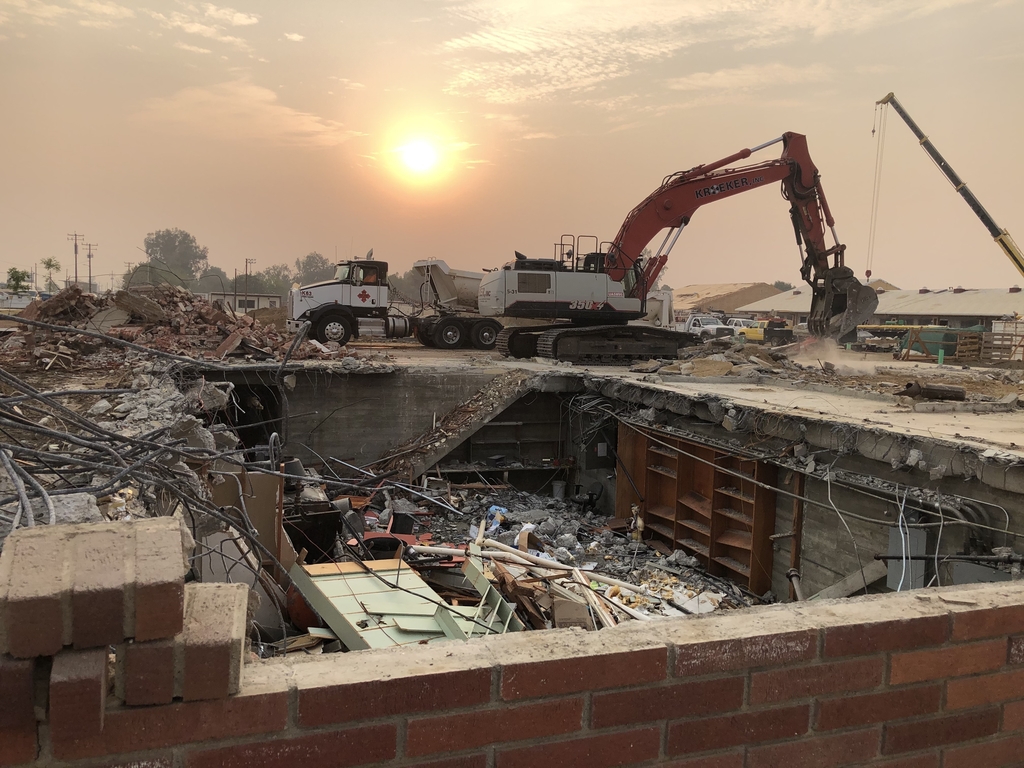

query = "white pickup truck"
[679, 314, 735, 340]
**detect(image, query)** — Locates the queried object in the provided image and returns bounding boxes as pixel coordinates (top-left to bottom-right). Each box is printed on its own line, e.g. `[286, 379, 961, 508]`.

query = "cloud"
[329, 76, 365, 90]
[70, 0, 132, 19]
[175, 40, 211, 54]
[147, 9, 250, 49]
[437, 0, 986, 103]
[667, 63, 833, 101]
[203, 4, 258, 26]
[1, 0, 71, 25]
[136, 79, 362, 148]
[283, 32, 303, 41]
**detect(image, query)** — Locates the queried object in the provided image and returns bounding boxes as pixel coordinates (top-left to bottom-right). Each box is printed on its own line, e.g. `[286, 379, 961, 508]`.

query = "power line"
[67, 232, 84, 287]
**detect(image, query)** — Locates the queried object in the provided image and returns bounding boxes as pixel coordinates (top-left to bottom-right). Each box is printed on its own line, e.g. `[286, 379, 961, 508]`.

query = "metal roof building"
[737, 287, 1024, 330]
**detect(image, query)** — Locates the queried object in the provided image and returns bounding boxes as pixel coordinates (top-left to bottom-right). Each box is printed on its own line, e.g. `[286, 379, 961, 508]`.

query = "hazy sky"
[2, 0, 1023, 292]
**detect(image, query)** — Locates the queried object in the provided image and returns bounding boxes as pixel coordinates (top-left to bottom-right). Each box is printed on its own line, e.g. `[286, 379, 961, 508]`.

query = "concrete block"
[4, 528, 71, 658]
[72, 525, 129, 649]
[49, 648, 107, 759]
[175, 582, 248, 701]
[0, 655, 38, 766]
[134, 517, 189, 642]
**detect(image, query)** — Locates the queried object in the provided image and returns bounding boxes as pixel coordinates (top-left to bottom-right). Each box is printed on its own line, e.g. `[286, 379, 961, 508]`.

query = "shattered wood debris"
[1, 284, 395, 370]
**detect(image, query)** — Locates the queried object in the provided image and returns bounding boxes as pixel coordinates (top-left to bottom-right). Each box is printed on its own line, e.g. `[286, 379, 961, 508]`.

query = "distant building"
[206, 292, 282, 312]
[671, 283, 780, 322]
[737, 285, 1024, 331]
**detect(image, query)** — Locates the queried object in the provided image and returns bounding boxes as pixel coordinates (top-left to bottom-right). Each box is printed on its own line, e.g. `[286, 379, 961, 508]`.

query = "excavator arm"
[603, 132, 877, 339]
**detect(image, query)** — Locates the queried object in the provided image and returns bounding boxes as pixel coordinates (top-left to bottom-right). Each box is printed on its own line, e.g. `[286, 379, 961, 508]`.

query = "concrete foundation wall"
[12, 581, 1024, 767]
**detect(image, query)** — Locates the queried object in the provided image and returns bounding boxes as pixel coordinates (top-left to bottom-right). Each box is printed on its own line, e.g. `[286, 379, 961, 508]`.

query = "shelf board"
[678, 492, 711, 518]
[676, 538, 710, 558]
[714, 556, 751, 578]
[471, 438, 559, 446]
[647, 446, 677, 461]
[717, 530, 752, 551]
[437, 466, 568, 474]
[648, 465, 677, 479]
[646, 505, 675, 522]
[715, 487, 754, 505]
[646, 522, 674, 539]
[678, 518, 710, 537]
[716, 507, 753, 526]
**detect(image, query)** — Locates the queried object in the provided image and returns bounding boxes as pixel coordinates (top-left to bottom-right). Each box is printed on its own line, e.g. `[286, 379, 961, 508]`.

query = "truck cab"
[287, 260, 391, 344]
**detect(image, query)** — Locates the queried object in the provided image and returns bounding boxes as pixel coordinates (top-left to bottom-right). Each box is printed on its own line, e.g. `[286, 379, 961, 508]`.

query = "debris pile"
[1, 285, 394, 369]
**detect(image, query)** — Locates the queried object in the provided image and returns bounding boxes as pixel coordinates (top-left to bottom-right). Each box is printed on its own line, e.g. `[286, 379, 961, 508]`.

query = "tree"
[773, 280, 795, 291]
[231, 264, 292, 298]
[133, 228, 210, 287]
[195, 266, 230, 294]
[40, 258, 60, 292]
[294, 252, 334, 285]
[6, 268, 30, 293]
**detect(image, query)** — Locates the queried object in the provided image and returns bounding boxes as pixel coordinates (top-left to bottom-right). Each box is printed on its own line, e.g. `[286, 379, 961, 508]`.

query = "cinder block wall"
[8, 581, 1024, 767]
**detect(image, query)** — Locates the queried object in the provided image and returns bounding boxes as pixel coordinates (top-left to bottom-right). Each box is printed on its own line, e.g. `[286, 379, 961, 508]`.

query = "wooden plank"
[809, 560, 889, 600]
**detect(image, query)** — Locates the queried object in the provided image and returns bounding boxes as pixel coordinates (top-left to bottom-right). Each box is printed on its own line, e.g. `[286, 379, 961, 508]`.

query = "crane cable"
[866, 102, 889, 281]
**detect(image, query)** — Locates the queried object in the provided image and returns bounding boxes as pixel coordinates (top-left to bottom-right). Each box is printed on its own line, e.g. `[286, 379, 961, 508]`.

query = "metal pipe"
[786, 568, 806, 601]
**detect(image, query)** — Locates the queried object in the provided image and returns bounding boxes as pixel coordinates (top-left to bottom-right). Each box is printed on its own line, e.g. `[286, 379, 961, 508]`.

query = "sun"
[400, 139, 439, 174]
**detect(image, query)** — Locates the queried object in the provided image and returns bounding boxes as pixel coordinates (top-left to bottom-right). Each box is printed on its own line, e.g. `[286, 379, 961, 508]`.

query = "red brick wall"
[10, 581, 1024, 767]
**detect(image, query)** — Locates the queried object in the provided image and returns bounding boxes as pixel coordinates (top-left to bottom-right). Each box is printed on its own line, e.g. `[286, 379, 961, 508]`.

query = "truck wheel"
[415, 323, 435, 347]
[770, 336, 785, 347]
[432, 317, 465, 349]
[470, 320, 501, 350]
[314, 314, 352, 345]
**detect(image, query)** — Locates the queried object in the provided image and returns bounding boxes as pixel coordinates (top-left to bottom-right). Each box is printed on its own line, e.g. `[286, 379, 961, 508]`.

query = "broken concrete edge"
[584, 374, 1024, 490]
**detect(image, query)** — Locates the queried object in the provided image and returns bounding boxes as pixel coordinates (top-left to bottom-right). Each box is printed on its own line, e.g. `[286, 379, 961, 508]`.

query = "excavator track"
[536, 325, 698, 365]
[496, 326, 555, 358]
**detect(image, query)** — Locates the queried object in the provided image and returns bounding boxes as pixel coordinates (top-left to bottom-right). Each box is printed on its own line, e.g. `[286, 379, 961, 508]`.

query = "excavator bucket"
[807, 267, 879, 341]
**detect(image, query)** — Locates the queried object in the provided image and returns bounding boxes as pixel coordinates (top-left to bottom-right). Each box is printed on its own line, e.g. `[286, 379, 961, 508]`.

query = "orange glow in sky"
[400, 140, 439, 175]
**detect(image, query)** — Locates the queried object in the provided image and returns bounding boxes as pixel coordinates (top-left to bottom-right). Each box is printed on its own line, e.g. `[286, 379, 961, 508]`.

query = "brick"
[299, 667, 491, 727]
[5, 528, 70, 657]
[592, 676, 744, 729]
[53, 683, 288, 760]
[882, 708, 1000, 754]
[176, 583, 247, 701]
[0, 656, 37, 767]
[661, 755, 744, 768]
[750, 657, 883, 704]
[496, 726, 661, 768]
[72, 526, 128, 649]
[49, 648, 107, 760]
[187, 724, 396, 768]
[118, 639, 175, 706]
[824, 616, 948, 658]
[406, 698, 583, 757]
[942, 733, 1024, 768]
[1003, 699, 1024, 731]
[667, 705, 808, 755]
[134, 517, 187, 642]
[952, 604, 1024, 642]
[816, 686, 942, 731]
[1008, 634, 1024, 664]
[748, 727, 881, 768]
[500, 645, 666, 700]
[946, 666, 1024, 710]
[848, 755, 939, 768]
[675, 630, 817, 676]
[0, 534, 14, 656]
[407, 757, 487, 768]
[889, 639, 1006, 686]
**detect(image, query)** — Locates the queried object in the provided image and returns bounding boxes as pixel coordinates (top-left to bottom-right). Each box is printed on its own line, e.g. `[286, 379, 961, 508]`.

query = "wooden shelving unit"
[626, 430, 777, 595]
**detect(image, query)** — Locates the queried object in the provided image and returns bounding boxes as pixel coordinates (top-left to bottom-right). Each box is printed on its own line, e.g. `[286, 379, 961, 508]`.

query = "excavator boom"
[604, 132, 877, 339]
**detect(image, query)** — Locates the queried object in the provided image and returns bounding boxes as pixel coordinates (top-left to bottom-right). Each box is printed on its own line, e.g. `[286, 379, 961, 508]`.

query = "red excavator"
[481, 132, 878, 362]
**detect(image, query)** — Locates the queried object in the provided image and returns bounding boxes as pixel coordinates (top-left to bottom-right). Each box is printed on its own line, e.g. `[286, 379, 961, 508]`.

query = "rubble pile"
[0, 285, 395, 370]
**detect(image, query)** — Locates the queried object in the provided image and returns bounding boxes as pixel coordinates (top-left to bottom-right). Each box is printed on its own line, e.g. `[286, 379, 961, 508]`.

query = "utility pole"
[84, 243, 98, 293]
[244, 258, 256, 314]
[67, 232, 84, 287]
[124, 262, 134, 290]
